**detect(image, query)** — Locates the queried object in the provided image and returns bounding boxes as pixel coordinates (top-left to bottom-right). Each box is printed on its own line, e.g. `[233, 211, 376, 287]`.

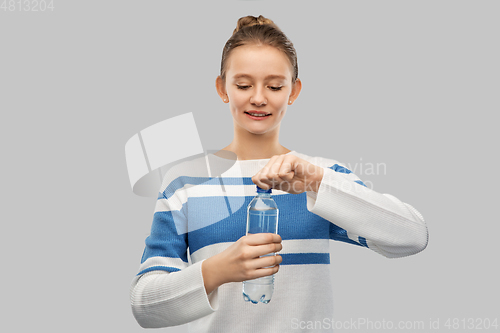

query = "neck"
[220, 125, 291, 160]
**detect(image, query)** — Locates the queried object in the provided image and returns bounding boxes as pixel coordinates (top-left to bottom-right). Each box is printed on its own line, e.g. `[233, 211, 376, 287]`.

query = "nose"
[250, 86, 267, 106]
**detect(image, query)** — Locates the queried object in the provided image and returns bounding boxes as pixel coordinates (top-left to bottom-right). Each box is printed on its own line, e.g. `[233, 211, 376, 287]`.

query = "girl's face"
[223, 44, 296, 136]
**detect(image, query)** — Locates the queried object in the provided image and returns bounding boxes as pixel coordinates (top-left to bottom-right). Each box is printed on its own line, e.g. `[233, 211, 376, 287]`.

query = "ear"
[215, 76, 228, 101]
[289, 78, 302, 103]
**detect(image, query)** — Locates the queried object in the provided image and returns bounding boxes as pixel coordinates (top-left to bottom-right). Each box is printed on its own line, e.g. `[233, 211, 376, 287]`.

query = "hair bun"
[233, 15, 280, 35]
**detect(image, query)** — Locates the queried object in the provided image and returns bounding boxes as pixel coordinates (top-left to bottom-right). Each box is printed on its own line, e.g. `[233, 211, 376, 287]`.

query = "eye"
[236, 85, 282, 91]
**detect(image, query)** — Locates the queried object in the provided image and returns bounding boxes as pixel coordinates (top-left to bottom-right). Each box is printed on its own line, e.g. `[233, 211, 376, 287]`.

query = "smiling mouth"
[244, 112, 271, 117]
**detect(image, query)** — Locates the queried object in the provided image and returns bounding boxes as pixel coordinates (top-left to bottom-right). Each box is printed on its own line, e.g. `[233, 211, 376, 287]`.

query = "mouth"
[244, 111, 271, 120]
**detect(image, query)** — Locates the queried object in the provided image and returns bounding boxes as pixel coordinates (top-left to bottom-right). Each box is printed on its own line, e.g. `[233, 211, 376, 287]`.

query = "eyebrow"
[233, 74, 287, 81]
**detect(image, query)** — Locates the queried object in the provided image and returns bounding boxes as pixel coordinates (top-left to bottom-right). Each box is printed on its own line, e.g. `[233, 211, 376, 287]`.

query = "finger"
[240, 244, 280, 263]
[259, 177, 283, 190]
[256, 155, 281, 179]
[253, 242, 282, 257]
[269, 155, 285, 175]
[247, 254, 282, 271]
[245, 233, 282, 246]
[252, 174, 272, 190]
[277, 159, 295, 181]
[248, 262, 281, 279]
[246, 239, 283, 260]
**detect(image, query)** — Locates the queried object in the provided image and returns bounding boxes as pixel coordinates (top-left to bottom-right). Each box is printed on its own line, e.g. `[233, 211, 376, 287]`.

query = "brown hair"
[220, 15, 298, 85]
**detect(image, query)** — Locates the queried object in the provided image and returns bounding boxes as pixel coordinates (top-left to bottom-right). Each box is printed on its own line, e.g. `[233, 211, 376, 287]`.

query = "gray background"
[1, 0, 498, 332]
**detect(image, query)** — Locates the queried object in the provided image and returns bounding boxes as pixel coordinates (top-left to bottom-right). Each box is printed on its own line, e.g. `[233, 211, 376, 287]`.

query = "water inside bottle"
[242, 276, 274, 304]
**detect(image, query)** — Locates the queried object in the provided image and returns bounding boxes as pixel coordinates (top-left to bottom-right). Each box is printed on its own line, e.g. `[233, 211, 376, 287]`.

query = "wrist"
[202, 256, 223, 295]
[310, 166, 324, 193]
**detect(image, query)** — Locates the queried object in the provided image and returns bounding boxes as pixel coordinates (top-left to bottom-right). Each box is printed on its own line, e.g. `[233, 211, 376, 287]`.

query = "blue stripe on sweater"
[281, 253, 330, 265]
[329, 223, 365, 247]
[358, 236, 368, 247]
[329, 164, 352, 174]
[354, 180, 367, 187]
[137, 266, 181, 276]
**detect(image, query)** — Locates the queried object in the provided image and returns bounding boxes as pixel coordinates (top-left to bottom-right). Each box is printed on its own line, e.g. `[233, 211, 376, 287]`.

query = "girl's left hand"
[252, 154, 324, 194]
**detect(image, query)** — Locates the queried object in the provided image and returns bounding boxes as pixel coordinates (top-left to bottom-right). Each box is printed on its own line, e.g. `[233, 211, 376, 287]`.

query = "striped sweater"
[130, 150, 428, 332]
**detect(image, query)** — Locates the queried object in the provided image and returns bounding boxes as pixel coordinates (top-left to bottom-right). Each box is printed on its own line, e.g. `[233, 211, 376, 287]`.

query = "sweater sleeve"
[305, 158, 428, 258]
[130, 176, 219, 328]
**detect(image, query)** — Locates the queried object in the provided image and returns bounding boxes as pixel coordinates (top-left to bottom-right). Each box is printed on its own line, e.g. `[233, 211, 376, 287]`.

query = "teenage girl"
[130, 15, 428, 333]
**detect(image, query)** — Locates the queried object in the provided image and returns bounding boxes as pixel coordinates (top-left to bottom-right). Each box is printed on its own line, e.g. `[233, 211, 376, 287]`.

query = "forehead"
[227, 45, 291, 80]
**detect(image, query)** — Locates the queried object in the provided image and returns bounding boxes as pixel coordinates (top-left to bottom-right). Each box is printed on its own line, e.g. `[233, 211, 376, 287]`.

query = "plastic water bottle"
[242, 185, 279, 304]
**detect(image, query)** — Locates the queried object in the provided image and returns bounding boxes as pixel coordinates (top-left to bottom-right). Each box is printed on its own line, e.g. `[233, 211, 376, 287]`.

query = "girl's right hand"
[202, 233, 283, 295]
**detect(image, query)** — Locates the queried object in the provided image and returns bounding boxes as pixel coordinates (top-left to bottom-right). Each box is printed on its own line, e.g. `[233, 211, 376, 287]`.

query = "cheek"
[232, 98, 250, 114]
[229, 92, 244, 105]
[272, 94, 289, 106]
[272, 98, 289, 111]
